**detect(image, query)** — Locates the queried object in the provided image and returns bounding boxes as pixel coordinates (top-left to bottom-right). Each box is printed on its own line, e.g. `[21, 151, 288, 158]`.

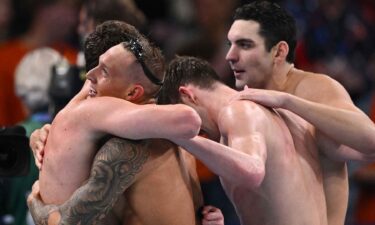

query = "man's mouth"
[88, 88, 97, 97]
[232, 68, 245, 77]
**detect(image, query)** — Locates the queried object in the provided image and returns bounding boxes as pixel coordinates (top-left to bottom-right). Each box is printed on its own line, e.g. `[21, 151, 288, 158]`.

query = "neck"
[135, 96, 155, 105]
[195, 83, 236, 123]
[266, 63, 294, 91]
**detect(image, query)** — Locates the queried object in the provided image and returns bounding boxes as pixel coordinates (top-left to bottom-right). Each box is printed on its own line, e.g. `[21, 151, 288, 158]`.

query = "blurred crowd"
[0, 0, 374, 225]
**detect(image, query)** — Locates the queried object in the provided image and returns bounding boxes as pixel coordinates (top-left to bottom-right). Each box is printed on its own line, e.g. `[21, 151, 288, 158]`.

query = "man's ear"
[179, 86, 196, 104]
[127, 84, 144, 101]
[273, 41, 289, 63]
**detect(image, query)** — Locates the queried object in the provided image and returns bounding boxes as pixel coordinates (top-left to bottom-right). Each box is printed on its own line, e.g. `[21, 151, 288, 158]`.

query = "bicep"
[222, 103, 267, 161]
[59, 137, 150, 225]
[228, 131, 267, 160]
[220, 104, 268, 187]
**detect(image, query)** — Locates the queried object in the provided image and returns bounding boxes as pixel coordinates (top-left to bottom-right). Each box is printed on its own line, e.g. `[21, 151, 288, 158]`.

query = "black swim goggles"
[122, 39, 163, 86]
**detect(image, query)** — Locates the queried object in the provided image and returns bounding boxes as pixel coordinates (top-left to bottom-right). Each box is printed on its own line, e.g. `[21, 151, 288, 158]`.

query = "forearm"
[100, 101, 201, 140]
[284, 95, 375, 153]
[174, 136, 264, 189]
[133, 104, 202, 140]
[28, 196, 60, 225]
[59, 138, 148, 224]
[29, 138, 149, 225]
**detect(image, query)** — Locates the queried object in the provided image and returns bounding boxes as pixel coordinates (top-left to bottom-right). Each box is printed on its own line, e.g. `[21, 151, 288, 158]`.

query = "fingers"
[202, 205, 219, 214]
[30, 124, 51, 170]
[30, 129, 42, 169]
[33, 140, 44, 170]
[202, 219, 224, 225]
[40, 124, 51, 143]
[204, 210, 223, 220]
[31, 180, 40, 194]
[27, 180, 40, 206]
[34, 157, 42, 170]
[201, 205, 224, 225]
[30, 128, 41, 150]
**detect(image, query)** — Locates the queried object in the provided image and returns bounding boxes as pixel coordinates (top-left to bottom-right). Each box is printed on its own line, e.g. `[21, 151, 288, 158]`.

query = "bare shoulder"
[74, 96, 133, 112]
[221, 100, 264, 119]
[219, 100, 269, 132]
[94, 137, 151, 181]
[94, 137, 154, 185]
[292, 69, 352, 103]
[130, 139, 177, 175]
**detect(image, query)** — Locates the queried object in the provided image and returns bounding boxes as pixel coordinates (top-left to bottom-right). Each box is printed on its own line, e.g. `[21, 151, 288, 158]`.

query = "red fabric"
[195, 132, 216, 182]
[0, 39, 30, 125]
[0, 39, 78, 126]
[354, 163, 375, 223]
[370, 95, 375, 122]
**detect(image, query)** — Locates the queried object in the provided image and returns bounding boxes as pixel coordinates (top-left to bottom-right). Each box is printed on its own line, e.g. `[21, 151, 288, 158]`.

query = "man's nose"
[225, 46, 238, 63]
[85, 67, 97, 83]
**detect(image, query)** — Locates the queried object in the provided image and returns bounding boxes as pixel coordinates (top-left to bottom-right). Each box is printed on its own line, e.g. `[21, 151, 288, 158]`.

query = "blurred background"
[0, 0, 374, 224]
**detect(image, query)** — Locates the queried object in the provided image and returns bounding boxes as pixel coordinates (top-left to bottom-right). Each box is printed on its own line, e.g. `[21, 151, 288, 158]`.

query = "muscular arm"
[238, 76, 375, 155]
[173, 102, 266, 189]
[174, 135, 265, 189]
[28, 137, 150, 225]
[76, 97, 201, 140]
[284, 91, 375, 154]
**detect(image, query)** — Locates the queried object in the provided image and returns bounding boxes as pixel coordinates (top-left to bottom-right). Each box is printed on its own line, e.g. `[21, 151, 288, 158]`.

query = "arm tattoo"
[28, 196, 59, 225]
[56, 137, 149, 225]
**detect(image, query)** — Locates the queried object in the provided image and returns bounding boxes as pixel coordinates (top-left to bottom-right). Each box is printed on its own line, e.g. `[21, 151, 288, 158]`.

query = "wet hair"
[83, 0, 146, 30]
[233, 1, 296, 63]
[157, 56, 221, 105]
[84, 20, 165, 86]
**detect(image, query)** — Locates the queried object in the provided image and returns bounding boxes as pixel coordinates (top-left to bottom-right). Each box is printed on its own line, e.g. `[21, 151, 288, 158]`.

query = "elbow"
[239, 163, 265, 190]
[177, 105, 202, 139]
[362, 126, 375, 154]
[249, 167, 265, 189]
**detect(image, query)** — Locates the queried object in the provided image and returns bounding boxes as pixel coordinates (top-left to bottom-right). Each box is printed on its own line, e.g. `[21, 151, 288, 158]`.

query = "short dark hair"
[157, 56, 221, 105]
[84, 20, 165, 84]
[233, 1, 297, 63]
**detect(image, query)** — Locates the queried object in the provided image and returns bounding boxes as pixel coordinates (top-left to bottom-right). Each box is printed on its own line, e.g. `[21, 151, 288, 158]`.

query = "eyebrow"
[227, 37, 254, 45]
[235, 38, 254, 44]
[97, 55, 109, 72]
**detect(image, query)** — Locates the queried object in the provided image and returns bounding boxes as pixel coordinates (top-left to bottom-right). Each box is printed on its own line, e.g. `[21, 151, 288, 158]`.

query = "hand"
[27, 180, 41, 206]
[30, 124, 51, 169]
[27, 180, 60, 225]
[201, 205, 224, 225]
[233, 86, 289, 109]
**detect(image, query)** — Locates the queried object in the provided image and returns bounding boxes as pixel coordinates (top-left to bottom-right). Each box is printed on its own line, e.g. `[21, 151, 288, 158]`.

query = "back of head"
[15, 47, 68, 113]
[83, 0, 146, 30]
[84, 20, 165, 96]
[157, 56, 221, 105]
[234, 1, 297, 63]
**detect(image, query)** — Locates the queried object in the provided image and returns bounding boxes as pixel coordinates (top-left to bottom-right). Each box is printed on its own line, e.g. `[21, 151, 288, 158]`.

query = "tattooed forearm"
[28, 196, 59, 225]
[55, 137, 149, 225]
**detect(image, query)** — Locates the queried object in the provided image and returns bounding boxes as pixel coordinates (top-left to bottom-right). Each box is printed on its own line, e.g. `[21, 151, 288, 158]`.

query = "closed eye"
[102, 67, 109, 76]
